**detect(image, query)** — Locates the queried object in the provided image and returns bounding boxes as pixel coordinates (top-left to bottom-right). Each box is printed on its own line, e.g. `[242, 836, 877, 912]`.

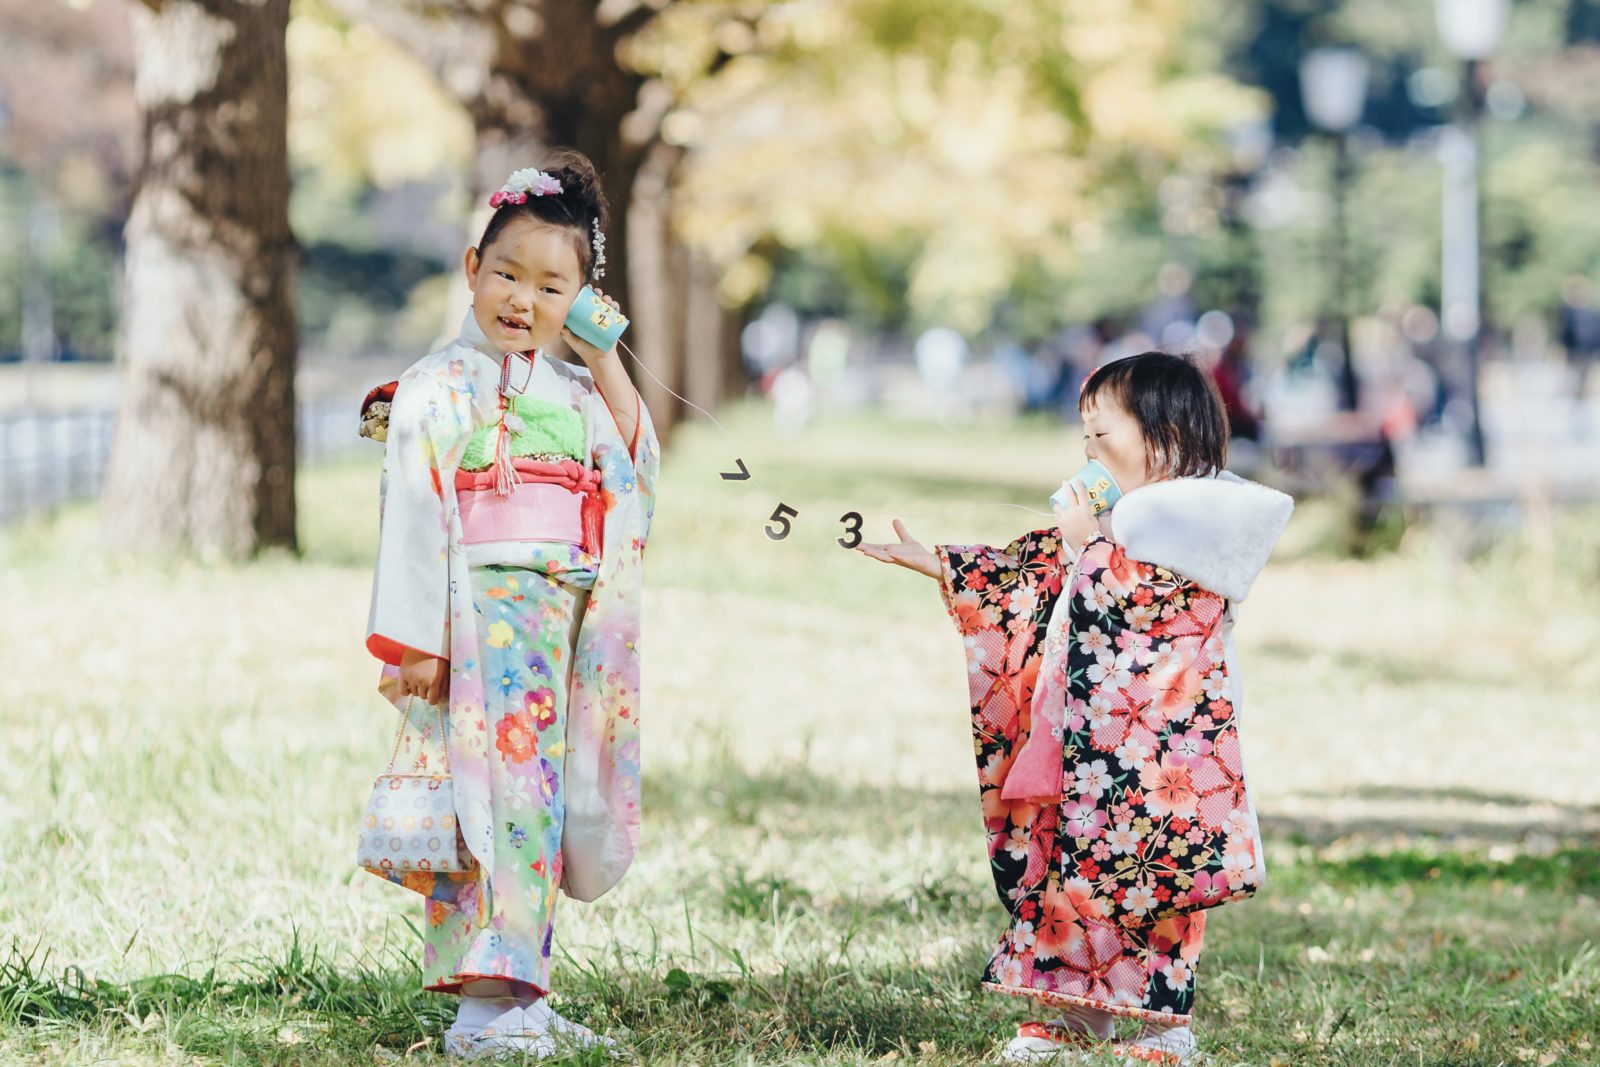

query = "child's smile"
[497, 313, 532, 339]
[464, 216, 585, 356]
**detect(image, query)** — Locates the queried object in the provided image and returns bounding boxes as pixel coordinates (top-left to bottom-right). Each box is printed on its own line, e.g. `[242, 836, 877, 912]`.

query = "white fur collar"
[1108, 470, 1293, 603]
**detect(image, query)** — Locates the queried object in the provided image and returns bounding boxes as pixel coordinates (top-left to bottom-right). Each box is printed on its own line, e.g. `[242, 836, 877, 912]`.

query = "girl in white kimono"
[363, 151, 659, 1059]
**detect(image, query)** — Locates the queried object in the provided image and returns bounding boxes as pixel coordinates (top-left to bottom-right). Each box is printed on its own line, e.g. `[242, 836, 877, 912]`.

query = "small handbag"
[356, 697, 478, 877]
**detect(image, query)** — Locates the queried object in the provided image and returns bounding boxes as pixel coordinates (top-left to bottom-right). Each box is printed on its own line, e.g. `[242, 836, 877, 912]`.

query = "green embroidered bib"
[460, 394, 585, 471]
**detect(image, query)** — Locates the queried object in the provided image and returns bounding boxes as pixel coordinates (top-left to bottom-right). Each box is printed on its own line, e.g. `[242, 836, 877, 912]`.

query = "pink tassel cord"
[492, 356, 521, 497]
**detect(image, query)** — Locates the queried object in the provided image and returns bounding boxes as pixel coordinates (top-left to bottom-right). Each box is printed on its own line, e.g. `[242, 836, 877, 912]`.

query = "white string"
[997, 503, 1054, 517]
[617, 339, 739, 443]
[616, 337, 1059, 522]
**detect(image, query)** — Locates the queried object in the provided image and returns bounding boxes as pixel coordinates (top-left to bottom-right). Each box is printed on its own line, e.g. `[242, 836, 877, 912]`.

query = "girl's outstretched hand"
[399, 648, 450, 706]
[1054, 478, 1098, 559]
[856, 519, 942, 580]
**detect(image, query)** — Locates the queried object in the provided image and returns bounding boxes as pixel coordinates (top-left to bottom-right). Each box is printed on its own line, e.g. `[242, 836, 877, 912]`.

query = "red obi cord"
[455, 458, 604, 556]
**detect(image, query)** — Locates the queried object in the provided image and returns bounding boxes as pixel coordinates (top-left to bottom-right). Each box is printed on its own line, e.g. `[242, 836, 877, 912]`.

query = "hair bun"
[474, 148, 611, 281]
[542, 148, 609, 231]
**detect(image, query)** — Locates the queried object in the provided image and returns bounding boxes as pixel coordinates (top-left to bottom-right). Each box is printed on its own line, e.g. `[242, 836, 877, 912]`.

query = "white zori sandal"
[443, 996, 619, 1060]
[1000, 1015, 1199, 1066]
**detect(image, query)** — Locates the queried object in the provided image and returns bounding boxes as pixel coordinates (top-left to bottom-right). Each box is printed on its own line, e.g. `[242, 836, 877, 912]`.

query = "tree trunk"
[720, 293, 750, 403]
[626, 141, 685, 433]
[684, 251, 727, 414]
[103, 0, 297, 558]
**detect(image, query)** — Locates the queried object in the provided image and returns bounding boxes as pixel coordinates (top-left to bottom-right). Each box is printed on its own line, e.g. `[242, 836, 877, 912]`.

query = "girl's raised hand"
[561, 287, 622, 367]
[1053, 479, 1098, 558]
[856, 519, 942, 580]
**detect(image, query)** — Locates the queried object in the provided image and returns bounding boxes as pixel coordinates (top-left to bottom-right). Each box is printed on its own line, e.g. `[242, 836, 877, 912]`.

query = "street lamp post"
[1299, 48, 1370, 412]
[1435, 0, 1508, 468]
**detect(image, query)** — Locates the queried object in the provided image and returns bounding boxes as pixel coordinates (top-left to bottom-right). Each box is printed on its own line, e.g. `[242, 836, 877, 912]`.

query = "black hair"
[475, 148, 610, 282]
[1078, 351, 1229, 480]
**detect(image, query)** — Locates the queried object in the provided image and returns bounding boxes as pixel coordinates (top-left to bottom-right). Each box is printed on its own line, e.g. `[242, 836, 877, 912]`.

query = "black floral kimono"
[936, 472, 1292, 1024]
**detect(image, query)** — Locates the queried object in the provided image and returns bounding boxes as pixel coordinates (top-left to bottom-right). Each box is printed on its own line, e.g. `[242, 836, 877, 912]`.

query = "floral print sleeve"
[937, 530, 1068, 898]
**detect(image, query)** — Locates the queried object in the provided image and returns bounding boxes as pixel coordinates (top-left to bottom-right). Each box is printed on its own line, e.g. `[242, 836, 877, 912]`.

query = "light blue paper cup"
[1049, 459, 1122, 516]
[565, 285, 630, 351]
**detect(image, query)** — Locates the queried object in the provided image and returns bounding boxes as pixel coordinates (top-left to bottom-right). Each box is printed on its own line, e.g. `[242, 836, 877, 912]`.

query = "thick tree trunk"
[103, 0, 297, 558]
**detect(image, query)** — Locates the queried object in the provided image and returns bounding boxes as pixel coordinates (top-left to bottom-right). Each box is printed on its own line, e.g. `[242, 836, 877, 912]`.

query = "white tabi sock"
[449, 995, 520, 1037]
[1051, 1005, 1115, 1040]
[1125, 1023, 1198, 1062]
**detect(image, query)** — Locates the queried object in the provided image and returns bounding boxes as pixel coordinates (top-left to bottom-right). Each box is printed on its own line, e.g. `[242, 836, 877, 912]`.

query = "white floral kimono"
[364, 312, 657, 993]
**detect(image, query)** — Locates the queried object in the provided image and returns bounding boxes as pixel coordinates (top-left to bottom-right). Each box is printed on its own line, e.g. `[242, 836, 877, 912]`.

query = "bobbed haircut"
[475, 148, 609, 282]
[1079, 351, 1229, 480]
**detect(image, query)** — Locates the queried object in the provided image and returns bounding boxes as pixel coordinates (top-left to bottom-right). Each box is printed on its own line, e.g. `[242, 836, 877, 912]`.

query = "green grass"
[2, 405, 1598, 1064]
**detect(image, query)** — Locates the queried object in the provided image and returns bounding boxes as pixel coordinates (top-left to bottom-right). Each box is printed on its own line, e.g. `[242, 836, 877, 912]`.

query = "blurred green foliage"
[0, 171, 120, 362]
[13, 0, 1600, 359]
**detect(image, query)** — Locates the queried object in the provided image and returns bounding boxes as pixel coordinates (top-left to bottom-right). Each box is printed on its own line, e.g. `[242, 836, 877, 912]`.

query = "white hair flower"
[488, 167, 564, 208]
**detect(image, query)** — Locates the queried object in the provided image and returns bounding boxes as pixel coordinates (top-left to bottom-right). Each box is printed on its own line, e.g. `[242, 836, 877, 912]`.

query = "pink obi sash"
[455, 458, 604, 556]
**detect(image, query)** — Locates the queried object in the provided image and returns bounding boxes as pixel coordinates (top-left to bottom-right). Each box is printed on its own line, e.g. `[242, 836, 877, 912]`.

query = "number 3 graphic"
[765, 503, 799, 541]
[837, 511, 863, 549]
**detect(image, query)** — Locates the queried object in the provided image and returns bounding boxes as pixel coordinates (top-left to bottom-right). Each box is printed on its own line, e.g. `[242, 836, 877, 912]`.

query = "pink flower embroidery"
[1188, 869, 1229, 906]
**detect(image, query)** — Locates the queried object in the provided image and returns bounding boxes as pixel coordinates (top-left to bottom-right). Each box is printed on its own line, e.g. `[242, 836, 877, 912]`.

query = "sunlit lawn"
[2, 405, 1598, 1065]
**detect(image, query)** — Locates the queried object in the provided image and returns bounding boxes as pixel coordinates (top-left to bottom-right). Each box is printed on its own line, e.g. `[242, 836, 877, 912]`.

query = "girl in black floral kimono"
[859, 352, 1293, 1065]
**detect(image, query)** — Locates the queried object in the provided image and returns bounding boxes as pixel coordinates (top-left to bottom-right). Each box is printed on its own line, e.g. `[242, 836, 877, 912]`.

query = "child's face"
[1082, 396, 1153, 494]
[464, 217, 584, 355]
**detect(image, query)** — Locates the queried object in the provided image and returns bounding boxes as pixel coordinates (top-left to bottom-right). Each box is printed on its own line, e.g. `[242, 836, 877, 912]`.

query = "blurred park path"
[5, 348, 1597, 530]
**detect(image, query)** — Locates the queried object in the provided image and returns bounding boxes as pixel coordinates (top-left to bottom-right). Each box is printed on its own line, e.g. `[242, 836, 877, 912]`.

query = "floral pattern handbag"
[357, 697, 478, 877]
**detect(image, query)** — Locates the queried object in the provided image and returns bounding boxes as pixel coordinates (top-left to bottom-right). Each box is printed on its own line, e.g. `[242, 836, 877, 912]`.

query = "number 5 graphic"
[765, 503, 798, 541]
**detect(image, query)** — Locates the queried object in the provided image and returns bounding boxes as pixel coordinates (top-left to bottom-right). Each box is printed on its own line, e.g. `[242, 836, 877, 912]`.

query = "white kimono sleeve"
[365, 377, 451, 665]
